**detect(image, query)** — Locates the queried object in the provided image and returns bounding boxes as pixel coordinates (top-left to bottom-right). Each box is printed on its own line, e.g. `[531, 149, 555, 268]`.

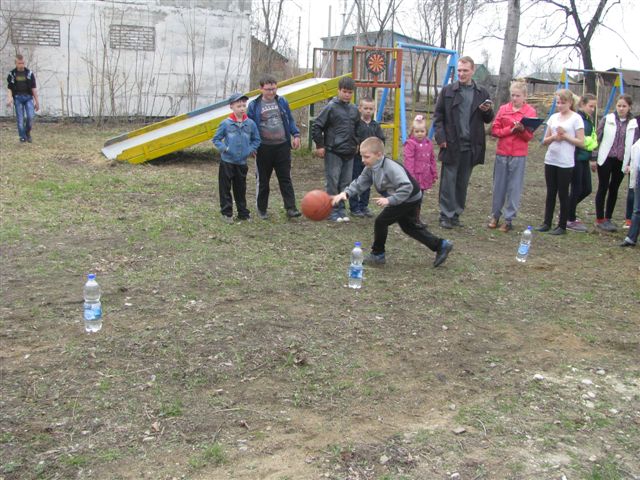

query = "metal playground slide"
[102, 73, 347, 164]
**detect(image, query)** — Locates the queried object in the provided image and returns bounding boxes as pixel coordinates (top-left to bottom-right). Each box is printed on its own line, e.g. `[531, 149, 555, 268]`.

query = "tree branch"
[517, 40, 578, 49]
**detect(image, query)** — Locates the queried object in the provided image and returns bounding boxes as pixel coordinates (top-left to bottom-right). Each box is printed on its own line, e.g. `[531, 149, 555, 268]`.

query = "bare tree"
[413, 0, 487, 106]
[252, 0, 286, 71]
[179, 5, 209, 110]
[353, 0, 404, 46]
[515, 0, 622, 92]
[496, 0, 520, 105]
[59, 0, 79, 117]
[449, 0, 486, 52]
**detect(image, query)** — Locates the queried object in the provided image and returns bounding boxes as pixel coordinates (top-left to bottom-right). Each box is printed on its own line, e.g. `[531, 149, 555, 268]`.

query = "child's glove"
[584, 130, 598, 152]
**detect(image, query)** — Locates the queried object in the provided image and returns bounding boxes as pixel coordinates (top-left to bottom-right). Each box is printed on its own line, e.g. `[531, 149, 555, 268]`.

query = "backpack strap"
[382, 157, 421, 198]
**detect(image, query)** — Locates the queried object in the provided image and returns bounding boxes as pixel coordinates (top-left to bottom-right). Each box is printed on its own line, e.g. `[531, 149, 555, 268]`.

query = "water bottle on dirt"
[83, 274, 102, 333]
[348, 242, 364, 289]
[516, 226, 533, 263]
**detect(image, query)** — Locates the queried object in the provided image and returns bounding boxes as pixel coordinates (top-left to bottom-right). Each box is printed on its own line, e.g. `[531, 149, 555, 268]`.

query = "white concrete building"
[1, 0, 252, 117]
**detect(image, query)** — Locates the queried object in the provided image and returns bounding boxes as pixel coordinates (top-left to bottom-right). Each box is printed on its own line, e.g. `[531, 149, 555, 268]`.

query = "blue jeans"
[625, 181, 634, 221]
[14, 94, 35, 139]
[627, 172, 640, 244]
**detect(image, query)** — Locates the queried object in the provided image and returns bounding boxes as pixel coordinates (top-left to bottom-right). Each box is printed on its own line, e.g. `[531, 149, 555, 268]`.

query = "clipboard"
[521, 117, 544, 131]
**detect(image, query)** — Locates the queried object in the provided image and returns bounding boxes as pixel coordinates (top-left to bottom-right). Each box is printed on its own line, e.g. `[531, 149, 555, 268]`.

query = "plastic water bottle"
[83, 274, 102, 332]
[516, 226, 533, 263]
[348, 242, 364, 289]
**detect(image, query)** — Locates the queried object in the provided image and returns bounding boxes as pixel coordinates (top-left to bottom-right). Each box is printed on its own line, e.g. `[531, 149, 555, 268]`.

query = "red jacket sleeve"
[491, 106, 512, 138]
[517, 128, 534, 142]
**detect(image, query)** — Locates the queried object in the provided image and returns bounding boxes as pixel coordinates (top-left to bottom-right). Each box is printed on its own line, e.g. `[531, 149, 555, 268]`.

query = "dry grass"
[1, 120, 638, 480]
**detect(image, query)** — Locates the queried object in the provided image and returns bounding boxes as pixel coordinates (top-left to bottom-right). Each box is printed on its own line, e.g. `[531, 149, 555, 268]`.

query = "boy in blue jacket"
[213, 93, 261, 223]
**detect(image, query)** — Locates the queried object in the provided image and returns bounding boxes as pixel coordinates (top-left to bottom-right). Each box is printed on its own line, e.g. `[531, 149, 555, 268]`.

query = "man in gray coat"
[433, 56, 494, 229]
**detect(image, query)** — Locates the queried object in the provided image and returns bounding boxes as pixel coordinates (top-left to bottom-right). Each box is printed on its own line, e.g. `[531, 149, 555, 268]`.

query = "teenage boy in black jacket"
[312, 77, 360, 222]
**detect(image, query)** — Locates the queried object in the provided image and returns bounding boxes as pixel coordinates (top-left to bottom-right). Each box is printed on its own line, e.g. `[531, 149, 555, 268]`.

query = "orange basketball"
[301, 189, 332, 221]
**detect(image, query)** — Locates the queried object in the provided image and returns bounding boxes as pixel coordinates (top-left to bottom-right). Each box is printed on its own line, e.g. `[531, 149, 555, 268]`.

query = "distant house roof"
[321, 30, 429, 48]
[473, 64, 490, 83]
[523, 72, 578, 84]
[606, 68, 640, 88]
[251, 36, 289, 63]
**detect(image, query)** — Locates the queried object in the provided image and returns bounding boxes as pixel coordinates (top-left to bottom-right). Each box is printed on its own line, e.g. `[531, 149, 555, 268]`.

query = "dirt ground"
[1, 121, 639, 480]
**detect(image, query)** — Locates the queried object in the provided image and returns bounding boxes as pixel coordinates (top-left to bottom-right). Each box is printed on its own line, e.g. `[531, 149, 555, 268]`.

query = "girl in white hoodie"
[594, 94, 638, 232]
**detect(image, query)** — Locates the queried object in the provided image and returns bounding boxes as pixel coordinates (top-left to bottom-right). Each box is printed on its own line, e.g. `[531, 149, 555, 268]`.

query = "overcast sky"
[289, 0, 639, 73]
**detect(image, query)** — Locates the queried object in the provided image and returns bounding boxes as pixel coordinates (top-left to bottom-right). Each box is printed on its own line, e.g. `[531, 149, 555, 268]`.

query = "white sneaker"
[340, 215, 350, 223]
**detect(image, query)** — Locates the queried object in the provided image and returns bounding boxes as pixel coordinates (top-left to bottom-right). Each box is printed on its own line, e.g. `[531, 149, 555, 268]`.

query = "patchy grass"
[0, 121, 638, 479]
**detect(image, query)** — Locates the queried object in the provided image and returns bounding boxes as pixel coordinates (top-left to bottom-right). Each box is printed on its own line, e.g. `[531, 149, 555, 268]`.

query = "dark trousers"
[595, 157, 624, 219]
[543, 164, 573, 229]
[324, 150, 353, 213]
[255, 142, 296, 212]
[372, 200, 441, 255]
[349, 154, 370, 212]
[568, 160, 592, 221]
[439, 150, 473, 220]
[219, 161, 249, 218]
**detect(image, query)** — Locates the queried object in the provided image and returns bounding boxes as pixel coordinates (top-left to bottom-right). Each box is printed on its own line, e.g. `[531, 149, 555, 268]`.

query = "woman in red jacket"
[488, 81, 537, 232]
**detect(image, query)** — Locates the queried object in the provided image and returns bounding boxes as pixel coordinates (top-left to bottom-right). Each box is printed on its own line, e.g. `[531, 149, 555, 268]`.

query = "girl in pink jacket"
[404, 115, 437, 224]
[488, 81, 537, 232]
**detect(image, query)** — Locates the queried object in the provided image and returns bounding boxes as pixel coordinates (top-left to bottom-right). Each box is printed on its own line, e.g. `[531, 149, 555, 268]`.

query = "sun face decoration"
[365, 51, 387, 76]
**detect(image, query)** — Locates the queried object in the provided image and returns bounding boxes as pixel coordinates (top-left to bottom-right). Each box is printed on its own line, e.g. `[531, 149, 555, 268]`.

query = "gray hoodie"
[345, 157, 422, 206]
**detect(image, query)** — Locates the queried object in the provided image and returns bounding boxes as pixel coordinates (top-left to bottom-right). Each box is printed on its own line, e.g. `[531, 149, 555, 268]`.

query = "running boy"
[350, 96, 385, 218]
[332, 137, 453, 267]
[213, 93, 261, 223]
[312, 77, 360, 222]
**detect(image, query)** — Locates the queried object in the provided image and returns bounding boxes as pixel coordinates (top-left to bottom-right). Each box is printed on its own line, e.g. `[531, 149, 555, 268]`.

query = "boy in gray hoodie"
[332, 137, 453, 267]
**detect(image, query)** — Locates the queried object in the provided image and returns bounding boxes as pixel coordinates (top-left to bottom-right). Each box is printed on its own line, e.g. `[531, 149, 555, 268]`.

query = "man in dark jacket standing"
[6, 54, 39, 143]
[433, 56, 494, 229]
[312, 77, 360, 222]
[247, 74, 302, 219]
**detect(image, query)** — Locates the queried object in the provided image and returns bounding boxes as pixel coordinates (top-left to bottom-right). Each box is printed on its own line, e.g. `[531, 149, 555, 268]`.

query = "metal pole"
[394, 83, 401, 160]
[400, 61, 407, 146]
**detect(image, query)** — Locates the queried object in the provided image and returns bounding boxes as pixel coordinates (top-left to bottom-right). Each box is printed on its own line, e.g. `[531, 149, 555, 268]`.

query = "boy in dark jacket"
[332, 137, 453, 267]
[350, 97, 386, 218]
[312, 77, 359, 222]
[213, 93, 261, 223]
[6, 54, 39, 143]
